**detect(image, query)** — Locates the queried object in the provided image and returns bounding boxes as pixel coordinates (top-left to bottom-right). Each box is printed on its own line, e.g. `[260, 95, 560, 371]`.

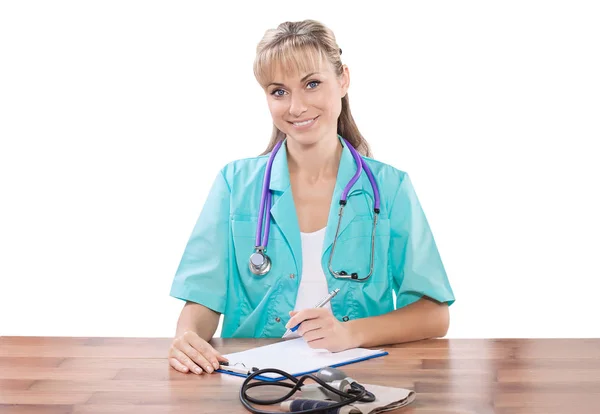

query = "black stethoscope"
[240, 366, 375, 414]
[248, 138, 381, 282]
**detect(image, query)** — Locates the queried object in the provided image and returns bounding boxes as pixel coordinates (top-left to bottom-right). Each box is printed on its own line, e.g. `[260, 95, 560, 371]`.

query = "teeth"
[293, 117, 315, 126]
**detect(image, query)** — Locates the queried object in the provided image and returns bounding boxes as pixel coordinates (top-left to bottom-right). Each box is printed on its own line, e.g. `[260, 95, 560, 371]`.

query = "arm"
[169, 301, 228, 374]
[175, 301, 221, 342]
[287, 296, 449, 352]
[287, 172, 455, 352]
[346, 296, 449, 348]
[385, 172, 454, 341]
[170, 168, 232, 336]
[168, 169, 232, 374]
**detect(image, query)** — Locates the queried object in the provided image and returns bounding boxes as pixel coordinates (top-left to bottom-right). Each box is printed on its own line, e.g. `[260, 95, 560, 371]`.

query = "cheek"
[329, 95, 342, 116]
[268, 102, 288, 126]
[318, 93, 341, 118]
[267, 100, 282, 116]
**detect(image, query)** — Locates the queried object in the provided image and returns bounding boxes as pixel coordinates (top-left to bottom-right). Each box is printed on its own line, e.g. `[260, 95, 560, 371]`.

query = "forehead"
[259, 46, 333, 86]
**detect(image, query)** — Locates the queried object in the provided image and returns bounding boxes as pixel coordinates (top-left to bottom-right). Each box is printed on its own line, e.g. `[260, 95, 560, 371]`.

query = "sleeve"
[169, 169, 231, 314]
[389, 172, 455, 308]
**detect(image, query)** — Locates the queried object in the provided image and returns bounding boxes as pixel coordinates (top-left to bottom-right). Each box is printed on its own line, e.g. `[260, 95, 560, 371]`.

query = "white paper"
[221, 338, 385, 379]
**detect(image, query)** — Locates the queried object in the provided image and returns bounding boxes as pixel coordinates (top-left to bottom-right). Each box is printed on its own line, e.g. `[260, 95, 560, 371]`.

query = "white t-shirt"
[293, 227, 332, 312]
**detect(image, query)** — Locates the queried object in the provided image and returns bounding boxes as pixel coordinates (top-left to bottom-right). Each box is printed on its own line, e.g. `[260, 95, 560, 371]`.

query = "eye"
[270, 80, 321, 97]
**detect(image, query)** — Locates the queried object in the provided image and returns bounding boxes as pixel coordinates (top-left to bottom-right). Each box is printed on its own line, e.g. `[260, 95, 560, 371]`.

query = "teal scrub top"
[170, 135, 455, 338]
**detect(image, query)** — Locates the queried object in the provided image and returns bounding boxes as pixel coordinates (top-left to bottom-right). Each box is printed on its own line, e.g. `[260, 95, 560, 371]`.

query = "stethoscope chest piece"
[249, 249, 271, 276]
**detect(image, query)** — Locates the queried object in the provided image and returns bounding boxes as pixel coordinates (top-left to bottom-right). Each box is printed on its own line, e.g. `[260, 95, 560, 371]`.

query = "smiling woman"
[253, 20, 371, 158]
[167, 19, 455, 376]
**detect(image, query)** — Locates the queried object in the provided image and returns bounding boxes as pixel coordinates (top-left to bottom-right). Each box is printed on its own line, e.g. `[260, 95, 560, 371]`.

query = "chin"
[285, 132, 322, 147]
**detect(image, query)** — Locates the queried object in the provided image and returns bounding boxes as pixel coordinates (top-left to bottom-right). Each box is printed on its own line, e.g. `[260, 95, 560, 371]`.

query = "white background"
[1, 1, 598, 339]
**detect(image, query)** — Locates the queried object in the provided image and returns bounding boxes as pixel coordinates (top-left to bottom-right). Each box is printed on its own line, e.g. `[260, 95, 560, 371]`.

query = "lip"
[289, 116, 319, 129]
[289, 116, 317, 123]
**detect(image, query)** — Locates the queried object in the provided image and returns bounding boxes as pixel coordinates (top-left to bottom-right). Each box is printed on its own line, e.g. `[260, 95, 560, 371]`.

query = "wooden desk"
[1, 337, 599, 413]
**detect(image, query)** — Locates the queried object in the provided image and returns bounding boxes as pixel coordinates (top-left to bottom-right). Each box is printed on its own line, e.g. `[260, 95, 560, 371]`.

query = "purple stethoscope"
[248, 137, 381, 282]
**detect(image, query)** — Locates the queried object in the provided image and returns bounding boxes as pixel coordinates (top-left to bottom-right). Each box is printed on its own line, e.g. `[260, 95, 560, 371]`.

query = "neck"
[286, 134, 342, 183]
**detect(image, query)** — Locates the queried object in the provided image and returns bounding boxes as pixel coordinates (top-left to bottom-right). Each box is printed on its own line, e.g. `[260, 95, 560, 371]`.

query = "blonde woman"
[168, 19, 455, 375]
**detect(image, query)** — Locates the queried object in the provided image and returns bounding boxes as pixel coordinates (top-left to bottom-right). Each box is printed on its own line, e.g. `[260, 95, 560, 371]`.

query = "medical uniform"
[170, 135, 455, 338]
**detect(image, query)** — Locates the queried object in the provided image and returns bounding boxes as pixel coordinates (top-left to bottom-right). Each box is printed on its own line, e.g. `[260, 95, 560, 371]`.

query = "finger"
[286, 308, 326, 329]
[169, 357, 190, 373]
[206, 344, 229, 364]
[180, 341, 215, 374]
[181, 331, 223, 373]
[170, 346, 203, 375]
[187, 335, 225, 371]
[303, 327, 326, 343]
[297, 319, 323, 336]
[306, 337, 329, 350]
[285, 309, 310, 328]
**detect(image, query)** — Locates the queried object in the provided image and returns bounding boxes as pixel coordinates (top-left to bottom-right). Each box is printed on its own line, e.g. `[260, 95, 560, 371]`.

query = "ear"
[340, 64, 350, 98]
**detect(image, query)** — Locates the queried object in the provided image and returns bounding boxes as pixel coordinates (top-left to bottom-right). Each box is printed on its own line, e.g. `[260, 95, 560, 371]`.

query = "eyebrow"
[268, 72, 320, 88]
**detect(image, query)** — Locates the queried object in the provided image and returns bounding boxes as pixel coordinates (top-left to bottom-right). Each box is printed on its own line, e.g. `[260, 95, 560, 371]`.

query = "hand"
[169, 330, 229, 374]
[285, 308, 358, 352]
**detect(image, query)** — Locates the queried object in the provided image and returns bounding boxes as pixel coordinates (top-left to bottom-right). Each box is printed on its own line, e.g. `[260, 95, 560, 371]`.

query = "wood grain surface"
[1, 337, 599, 413]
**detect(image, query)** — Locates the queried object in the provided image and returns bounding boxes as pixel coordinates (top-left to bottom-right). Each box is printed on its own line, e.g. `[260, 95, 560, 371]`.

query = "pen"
[283, 288, 340, 337]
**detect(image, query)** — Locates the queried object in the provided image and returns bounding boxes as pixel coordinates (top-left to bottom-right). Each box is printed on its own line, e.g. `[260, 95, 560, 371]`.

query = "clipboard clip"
[219, 361, 260, 376]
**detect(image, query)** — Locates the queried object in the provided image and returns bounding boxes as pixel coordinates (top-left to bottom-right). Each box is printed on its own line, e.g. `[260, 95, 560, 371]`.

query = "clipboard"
[216, 337, 388, 382]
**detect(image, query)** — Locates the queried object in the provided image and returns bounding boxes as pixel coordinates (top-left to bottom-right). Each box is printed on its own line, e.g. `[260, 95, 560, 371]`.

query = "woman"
[168, 19, 455, 375]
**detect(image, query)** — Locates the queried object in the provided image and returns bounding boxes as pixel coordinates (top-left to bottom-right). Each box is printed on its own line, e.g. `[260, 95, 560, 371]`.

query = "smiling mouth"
[289, 116, 318, 126]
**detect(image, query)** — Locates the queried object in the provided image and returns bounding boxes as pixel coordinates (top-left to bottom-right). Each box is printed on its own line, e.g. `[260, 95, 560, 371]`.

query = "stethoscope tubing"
[250, 137, 380, 281]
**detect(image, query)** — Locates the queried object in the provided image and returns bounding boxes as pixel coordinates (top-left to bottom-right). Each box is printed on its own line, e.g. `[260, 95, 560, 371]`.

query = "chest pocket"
[326, 216, 394, 320]
[326, 216, 391, 285]
[230, 217, 296, 310]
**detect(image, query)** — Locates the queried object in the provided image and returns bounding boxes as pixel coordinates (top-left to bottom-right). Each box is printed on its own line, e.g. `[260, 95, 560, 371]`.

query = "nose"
[288, 93, 308, 118]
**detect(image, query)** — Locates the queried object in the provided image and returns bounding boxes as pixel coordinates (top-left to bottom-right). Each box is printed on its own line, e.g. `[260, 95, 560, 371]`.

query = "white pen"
[283, 288, 340, 337]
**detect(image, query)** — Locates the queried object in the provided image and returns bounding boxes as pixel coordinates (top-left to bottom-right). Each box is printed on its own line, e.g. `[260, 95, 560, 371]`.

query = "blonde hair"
[254, 19, 372, 157]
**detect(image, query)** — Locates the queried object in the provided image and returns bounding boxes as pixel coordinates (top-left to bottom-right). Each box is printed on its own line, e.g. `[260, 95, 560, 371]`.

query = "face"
[264, 56, 350, 147]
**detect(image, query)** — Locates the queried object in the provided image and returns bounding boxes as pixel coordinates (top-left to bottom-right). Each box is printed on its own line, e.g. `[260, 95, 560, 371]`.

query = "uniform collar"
[268, 134, 366, 194]
[266, 134, 370, 278]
